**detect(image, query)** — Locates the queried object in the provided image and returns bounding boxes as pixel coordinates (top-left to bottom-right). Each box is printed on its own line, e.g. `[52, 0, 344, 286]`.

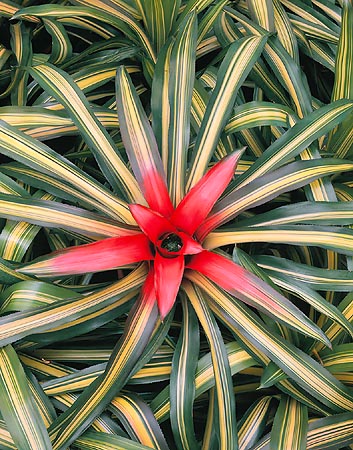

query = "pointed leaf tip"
[172, 150, 244, 235]
[18, 234, 153, 277]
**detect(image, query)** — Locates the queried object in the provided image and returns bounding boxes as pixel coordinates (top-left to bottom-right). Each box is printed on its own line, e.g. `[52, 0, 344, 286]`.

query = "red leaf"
[178, 232, 204, 255]
[171, 151, 242, 235]
[129, 204, 175, 243]
[154, 253, 184, 319]
[140, 266, 157, 307]
[19, 234, 153, 276]
[142, 166, 174, 218]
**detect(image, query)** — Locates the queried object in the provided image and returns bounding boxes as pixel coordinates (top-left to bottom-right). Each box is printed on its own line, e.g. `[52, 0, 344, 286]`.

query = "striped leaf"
[42, 18, 72, 64]
[197, 0, 229, 44]
[273, 0, 299, 63]
[110, 393, 168, 449]
[280, 0, 340, 33]
[238, 200, 353, 227]
[0, 194, 137, 238]
[247, 0, 275, 31]
[0, 191, 53, 262]
[135, 0, 180, 52]
[13, 4, 155, 61]
[225, 101, 296, 134]
[198, 159, 353, 239]
[329, 0, 353, 158]
[184, 281, 237, 450]
[9, 21, 32, 106]
[29, 63, 144, 204]
[253, 411, 353, 449]
[205, 225, 353, 257]
[0, 264, 146, 346]
[170, 293, 199, 450]
[254, 255, 353, 292]
[187, 34, 267, 190]
[48, 271, 158, 450]
[152, 341, 255, 423]
[186, 271, 353, 413]
[238, 397, 273, 450]
[151, 12, 197, 205]
[116, 65, 173, 216]
[233, 99, 353, 188]
[0, 345, 52, 450]
[0, 120, 132, 222]
[75, 430, 153, 450]
[270, 395, 307, 450]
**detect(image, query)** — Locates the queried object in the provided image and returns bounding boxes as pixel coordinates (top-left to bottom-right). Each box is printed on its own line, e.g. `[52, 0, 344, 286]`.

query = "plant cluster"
[0, 0, 353, 449]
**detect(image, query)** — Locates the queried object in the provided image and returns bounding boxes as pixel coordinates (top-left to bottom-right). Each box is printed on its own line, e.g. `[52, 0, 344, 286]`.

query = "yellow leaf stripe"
[0, 164, 124, 219]
[185, 281, 237, 450]
[0, 121, 133, 222]
[225, 102, 296, 134]
[290, 17, 339, 44]
[31, 64, 144, 205]
[272, 396, 307, 449]
[0, 1, 20, 17]
[205, 227, 353, 255]
[153, 341, 255, 422]
[58, 16, 115, 39]
[111, 394, 166, 449]
[166, 12, 196, 205]
[0, 265, 147, 346]
[273, 0, 298, 63]
[0, 345, 51, 449]
[238, 397, 272, 450]
[169, 294, 199, 450]
[43, 18, 71, 64]
[187, 35, 267, 190]
[236, 101, 353, 187]
[50, 282, 158, 450]
[188, 272, 353, 411]
[70, 0, 155, 61]
[0, 196, 137, 238]
[202, 161, 353, 236]
[247, 0, 274, 31]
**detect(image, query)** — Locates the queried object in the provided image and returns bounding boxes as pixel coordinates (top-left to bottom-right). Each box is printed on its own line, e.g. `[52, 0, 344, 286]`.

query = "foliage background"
[0, 0, 353, 449]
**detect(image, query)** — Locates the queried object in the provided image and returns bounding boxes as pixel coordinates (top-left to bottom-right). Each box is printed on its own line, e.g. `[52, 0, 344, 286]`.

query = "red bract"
[19, 151, 248, 319]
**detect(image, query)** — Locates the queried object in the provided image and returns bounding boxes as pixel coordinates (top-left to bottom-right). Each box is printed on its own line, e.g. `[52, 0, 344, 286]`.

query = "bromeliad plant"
[1, 0, 353, 449]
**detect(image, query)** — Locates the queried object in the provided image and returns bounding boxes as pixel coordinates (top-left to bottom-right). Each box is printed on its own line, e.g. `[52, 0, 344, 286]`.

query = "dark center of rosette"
[160, 233, 183, 253]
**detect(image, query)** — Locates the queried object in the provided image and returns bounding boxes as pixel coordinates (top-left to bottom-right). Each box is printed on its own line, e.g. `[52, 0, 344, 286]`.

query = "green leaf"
[169, 293, 199, 450]
[0, 265, 146, 346]
[48, 274, 158, 450]
[151, 12, 197, 205]
[29, 63, 143, 204]
[0, 194, 135, 239]
[270, 395, 308, 450]
[0, 345, 52, 450]
[187, 34, 268, 189]
[75, 430, 153, 450]
[238, 397, 273, 450]
[254, 255, 353, 292]
[134, 0, 180, 51]
[110, 393, 169, 449]
[0, 120, 132, 222]
[199, 158, 353, 241]
[42, 18, 72, 64]
[185, 281, 238, 450]
[187, 271, 353, 413]
[234, 99, 353, 189]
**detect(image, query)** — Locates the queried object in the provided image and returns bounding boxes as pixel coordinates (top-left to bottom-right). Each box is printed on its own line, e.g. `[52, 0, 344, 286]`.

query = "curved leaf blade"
[187, 34, 268, 189]
[0, 345, 52, 450]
